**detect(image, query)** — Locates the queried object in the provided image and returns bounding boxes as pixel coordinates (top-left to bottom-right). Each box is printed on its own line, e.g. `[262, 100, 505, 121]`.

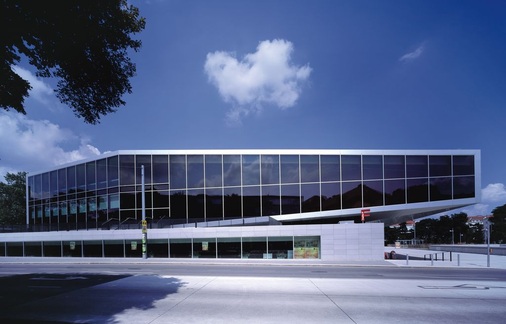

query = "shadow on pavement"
[0, 273, 184, 323]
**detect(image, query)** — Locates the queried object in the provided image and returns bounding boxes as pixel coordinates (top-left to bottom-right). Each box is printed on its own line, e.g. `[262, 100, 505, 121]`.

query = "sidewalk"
[385, 247, 506, 269]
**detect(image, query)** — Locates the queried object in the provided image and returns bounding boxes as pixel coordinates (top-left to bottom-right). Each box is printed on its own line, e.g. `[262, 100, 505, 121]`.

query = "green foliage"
[0, 0, 146, 124]
[0, 172, 27, 225]
[490, 204, 506, 244]
[385, 212, 484, 245]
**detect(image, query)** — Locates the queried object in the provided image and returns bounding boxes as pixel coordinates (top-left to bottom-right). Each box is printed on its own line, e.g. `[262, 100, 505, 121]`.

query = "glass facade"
[27, 151, 478, 231]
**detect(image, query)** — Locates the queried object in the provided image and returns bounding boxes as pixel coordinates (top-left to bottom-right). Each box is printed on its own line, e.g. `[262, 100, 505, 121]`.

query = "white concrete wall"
[0, 223, 384, 261]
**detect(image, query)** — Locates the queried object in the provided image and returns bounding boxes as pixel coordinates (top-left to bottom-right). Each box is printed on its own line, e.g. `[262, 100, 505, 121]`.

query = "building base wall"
[0, 223, 384, 261]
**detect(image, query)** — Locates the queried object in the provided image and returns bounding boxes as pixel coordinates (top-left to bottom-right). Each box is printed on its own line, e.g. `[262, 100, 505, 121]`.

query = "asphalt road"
[1, 262, 506, 281]
[0, 263, 505, 323]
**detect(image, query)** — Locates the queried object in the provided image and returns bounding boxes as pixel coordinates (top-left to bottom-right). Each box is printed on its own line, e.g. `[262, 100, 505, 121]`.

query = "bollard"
[457, 254, 460, 267]
[431, 253, 434, 266]
[406, 254, 409, 265]
[450, 251, 452, 262]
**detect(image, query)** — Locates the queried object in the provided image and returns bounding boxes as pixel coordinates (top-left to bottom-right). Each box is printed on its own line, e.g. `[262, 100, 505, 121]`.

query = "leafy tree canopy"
[0, 172, 27, 225]
[0, 0, 145, 124]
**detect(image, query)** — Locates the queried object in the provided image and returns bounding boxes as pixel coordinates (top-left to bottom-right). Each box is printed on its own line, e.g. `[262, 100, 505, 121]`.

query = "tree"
[0, 172, 27, 225]
[490, 204, 506, 244]
[0, 1, 145, 124]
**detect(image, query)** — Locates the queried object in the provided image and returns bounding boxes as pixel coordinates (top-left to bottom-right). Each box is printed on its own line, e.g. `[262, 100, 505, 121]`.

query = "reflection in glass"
[217, 237, 241, 258]
[242, 155, 260, 185]
[453, 176, 475, 199]
[268, 236, 293, 259]
[107, 156, 118, 187]
[301, 155, 319, 183]
[206, 188, 223, 220]
[76, 164, 86, 192]
[407, 178, 428, 203]
[384, 155, 405, 179]
[170, 239, 192, 258]
[430, 177, 452, 201]
[363, 155, 383, 180]
[281, 155, 299, 183]
[97, 159, 107, 189]
[321, 155, 340, 182]
[170, 155, 186, 189]
[205, 155, 223, 188]
[281, 184, 300, 215]
[86, 162, 96, 190]
[363, 180, 383, 207]
[322, 182, 340, 211]
[188, 189, 204, 222]
[385, 179, 405, 205]
[136, 155, 152, 185]
[170, 190, 186, 220]
[342, 155, 361, 181]
[453, 155, 474, 176]
[406, 156, 428, 178]
[224, 187, 241, 219]
[262, 185, 280, 216]
[187, 155, 204, 188]
[243, 186, 260, 217]
[342, 181, 362, 209]
[120, 155, 135, 186]
[261, 155, 280, 185]
[193, 238, 216, 258]
[429, 155, 451, 177]
[301, 183, 320, 212]
[224, 155, 241, 186]
[152, 155, 169, 184]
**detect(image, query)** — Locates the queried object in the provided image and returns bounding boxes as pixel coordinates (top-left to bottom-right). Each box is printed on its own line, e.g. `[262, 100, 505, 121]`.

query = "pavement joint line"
[308, 278, 357, 323]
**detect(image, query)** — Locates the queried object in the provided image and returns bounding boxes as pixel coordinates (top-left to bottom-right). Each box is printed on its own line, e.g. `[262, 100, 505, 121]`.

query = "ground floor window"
[0, 236, 320, 259]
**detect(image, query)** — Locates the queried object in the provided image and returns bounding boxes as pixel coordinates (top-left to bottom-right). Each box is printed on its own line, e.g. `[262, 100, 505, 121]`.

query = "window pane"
[453, 176, 475, 199]
[261, 155, 279, 185]
[170, 190, 186, 220]
[206, 188, 223, 220]
[342, 155, 361, 181]
[281, 155, 299, 183]
[224, 155, 241, 187]
[384, 155, 405, 179]
[153, 190, 170, 208]
[50, 171, 58, 197]
[363, 180, 383, 207]
[107, 156, 119, 187]
[301, 155, 319, 183]
[170, 155, 186, 189]
[385, 179, 405, 205]
[120, 155, 134, 186]
[224, 187, 242, 219]
[407, 178, 428, 203]
[243, 186, 260, 217]
[281, 184, 300, 214]
[96, 159, 107, 189]
[406, 156, 428, 178]
[58, 169, 67, 195]
[363, 155, 383, 180]
[322, 182, 340, 211]
[242, 237, 266, 259]
[153, 155, 169, 184]
[242, 155, 260, 185]
[187, 155, 204, 188]
[205, 155, 223, 187]
[429, 155, 451, 177]
[86, 162, 96, 191]
[430, 177, 452, 201]
[342, 181, 362, 209]
[136, 155, 152, 185]
[321, 155, 340, 182]
[187, 188, 204, 222]
[302, 183, 320, 212]
[453, 155, 474, 176]
[67, 167, 76, 193]
[76, 164, 85, 192]
[262, 185, 280, 216]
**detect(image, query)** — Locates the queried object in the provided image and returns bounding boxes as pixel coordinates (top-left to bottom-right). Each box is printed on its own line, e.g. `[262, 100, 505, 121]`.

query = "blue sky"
[1, 0, 505, 215]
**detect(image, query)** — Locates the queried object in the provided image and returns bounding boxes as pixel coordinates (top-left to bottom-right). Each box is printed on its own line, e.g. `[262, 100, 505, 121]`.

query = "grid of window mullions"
[28, 153, 476, 226]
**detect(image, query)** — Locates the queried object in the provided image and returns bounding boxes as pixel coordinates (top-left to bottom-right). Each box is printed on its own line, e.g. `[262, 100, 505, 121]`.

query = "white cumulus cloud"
[482, 183, 506, 203]
[0, 111, 101, 178]
[204, 39, 312, 124]
[399, 44, 425, 62]
[12, 65, 55, 107]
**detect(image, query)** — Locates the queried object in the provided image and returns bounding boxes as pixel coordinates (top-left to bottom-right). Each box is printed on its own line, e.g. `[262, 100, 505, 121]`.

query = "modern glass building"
[26, 149, 480, 230]
[0, 149, 480, 260]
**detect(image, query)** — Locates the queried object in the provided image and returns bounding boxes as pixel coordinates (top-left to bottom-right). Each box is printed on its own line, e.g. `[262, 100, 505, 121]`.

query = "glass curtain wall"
[27, 153, 477, 230]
